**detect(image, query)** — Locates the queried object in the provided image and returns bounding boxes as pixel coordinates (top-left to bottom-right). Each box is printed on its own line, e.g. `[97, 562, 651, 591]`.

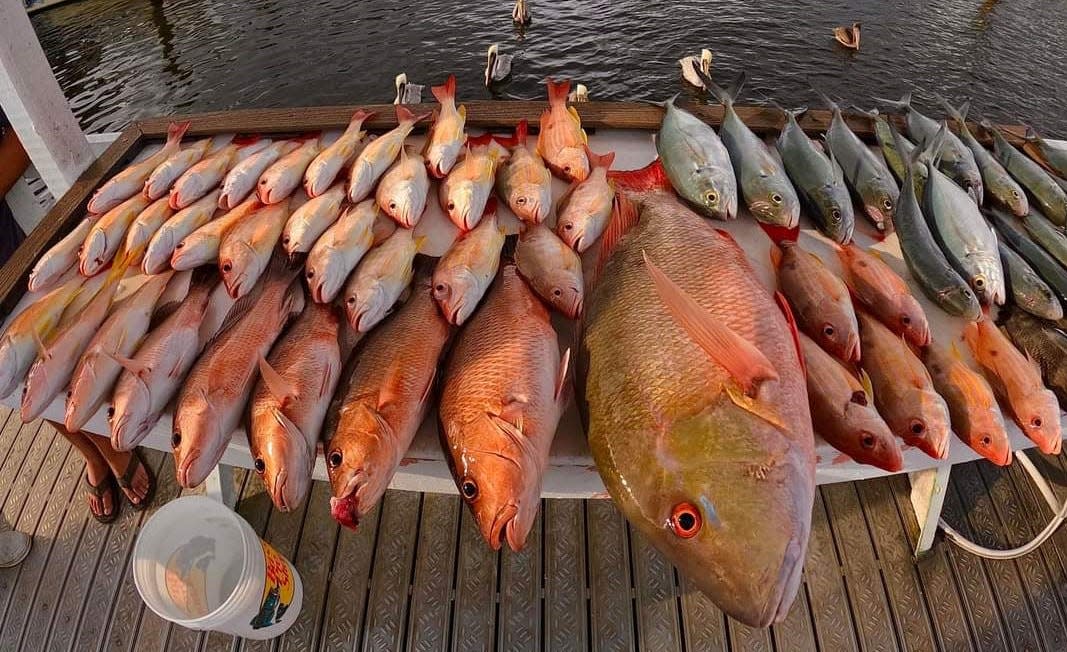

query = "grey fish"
[699, 70, 799, 227]
[984, 120, 1067, 226]
[1001, 308, 1067, 406]
[877, 92, 983, 203]
[775, 107, 854, 243]
[999, 242, 1063, 321]
[858, 108, 928, 197]
[814, 89, 897, 232]
[986, 207, 1067, 304]
[655, 95, 738, 220]
[1020, 210, 1067, 269]
[1023, 126, 1067, 179]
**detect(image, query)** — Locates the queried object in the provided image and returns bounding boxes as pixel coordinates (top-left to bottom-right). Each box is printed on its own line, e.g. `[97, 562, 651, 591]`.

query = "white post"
[0, 0, 93, 205]
[909, 465, 952, 557]
[203, 464, 237, 509]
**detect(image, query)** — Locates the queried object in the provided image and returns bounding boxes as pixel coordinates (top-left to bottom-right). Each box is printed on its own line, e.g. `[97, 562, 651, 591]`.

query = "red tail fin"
[465, 132, 496, 149]
[395, 105, 431, 125]
[231, 133, 263, 146]
[607, 158, 672, 193]
[515, 119, 529, 147]
[349, 109, 375, 127]
[546, 78, 571, 106]
[431, 74, 457, 105]
[583, 144, 615, 170]
[167, 121, 191, 145]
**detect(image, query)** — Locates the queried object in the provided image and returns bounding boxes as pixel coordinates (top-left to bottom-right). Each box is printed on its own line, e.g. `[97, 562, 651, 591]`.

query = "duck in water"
[833, 22, 861, 50]
[485, 44, 513, 87]
[394, 73, 424, 104]
[679, 48, 713, 88]
[513, 0, 530, 24]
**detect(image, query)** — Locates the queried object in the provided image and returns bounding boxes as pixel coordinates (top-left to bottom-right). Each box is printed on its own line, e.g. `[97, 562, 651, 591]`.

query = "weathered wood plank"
[855, 477, 940, 651]
[362, 490, 420, 652]
[496, 510, 542, 652]
[405, 494, 460, 652]
[887, 474, 976, 652]
[586, 499, 637, 652]
[678, 575, 727, 652]
[450, 504, 498, 652]
[1012, 453, 1067, 616]
[803, 486, 860, 652]
[821, 483, 897, 652]
[543, 499, 587, 652]
[0, 409, 25, 472]
[629, 527, 682, 651]
[727, 620, 774, 652]
[770, 580, 816, 652]
[317, 500, 380, 652]
[0, 420, 48, 511]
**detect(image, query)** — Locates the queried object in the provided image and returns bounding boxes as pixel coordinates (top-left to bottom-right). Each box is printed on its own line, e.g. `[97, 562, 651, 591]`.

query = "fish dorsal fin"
[828, 145, 843, 184]
[774, 290, 805, 376]
[212, 284, 260, 339]
[593, 194, 640, 285]
[258, 355, 297, 406]
[643, 251, 779, 395]
[554, 348, 571, 403]
[458, 104, 467, 120]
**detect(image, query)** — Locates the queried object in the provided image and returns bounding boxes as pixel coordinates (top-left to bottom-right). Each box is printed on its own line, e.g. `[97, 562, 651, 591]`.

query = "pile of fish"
[4, 66, 1067, 628]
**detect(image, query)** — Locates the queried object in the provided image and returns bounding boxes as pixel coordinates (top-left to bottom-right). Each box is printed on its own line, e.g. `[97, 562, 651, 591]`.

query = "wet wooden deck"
[3, 407, 1067, 651]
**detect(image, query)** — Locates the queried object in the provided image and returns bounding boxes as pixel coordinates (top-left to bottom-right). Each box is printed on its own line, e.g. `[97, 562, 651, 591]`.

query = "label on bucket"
[249, 541, 296, 631]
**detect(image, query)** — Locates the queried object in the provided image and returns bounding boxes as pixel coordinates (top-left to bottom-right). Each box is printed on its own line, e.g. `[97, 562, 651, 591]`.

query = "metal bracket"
[203, 463, 237, 509]
[909, 465, 951, 558]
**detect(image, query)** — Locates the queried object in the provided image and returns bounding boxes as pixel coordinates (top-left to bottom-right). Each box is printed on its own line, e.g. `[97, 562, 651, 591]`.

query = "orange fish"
[439, 133, 507, 231]
[556, 146, 615, 252]
[836, 242, 930, 349]
[424, 74, 467, 179]
[964, 318, 1061, 454]
[537, 79, 589, 182]
[495, 119, 552, 224]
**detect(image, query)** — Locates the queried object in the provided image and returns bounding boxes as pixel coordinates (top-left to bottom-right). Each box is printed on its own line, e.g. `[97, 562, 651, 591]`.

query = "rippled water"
[30, 0, 1067, 135]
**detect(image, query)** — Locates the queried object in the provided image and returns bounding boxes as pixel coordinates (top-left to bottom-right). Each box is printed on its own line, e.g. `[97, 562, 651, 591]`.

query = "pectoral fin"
[258, 355, 297, 405]
[554, 348, 571, 403]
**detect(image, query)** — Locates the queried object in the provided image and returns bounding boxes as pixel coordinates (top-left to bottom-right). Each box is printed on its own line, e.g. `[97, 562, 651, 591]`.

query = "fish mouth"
[428, 160, 448, 179]
[763, 534, 806, 626]
[224, 271, 247, 299]
[862, 205, 888, 231]
[567, 292, 584, 319]
[910, 431, 949, 460]
[445, 297, 468, 326]
[175, 450, 201, 489]
[271, 469, 292, 512]
[484, 503, 520, 551]
[350, 303, 379, 332]
[330, 472, 367, 530]
[845, 332, 861, 363]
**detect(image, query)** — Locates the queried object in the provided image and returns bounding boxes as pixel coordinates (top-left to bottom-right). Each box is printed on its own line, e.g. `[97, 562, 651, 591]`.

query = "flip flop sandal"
[117, 449, 156, 511]
[86, 475, 119, 524]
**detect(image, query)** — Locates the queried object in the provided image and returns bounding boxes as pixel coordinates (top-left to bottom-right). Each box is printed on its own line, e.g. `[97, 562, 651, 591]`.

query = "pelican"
[678, 48, 713, 88]
[567, 84, 589, 103]
[512, 0, 530, 24]
[833, 22, 861, 50]
[485, 44, 513, 87]
[394, 73, 424, 104]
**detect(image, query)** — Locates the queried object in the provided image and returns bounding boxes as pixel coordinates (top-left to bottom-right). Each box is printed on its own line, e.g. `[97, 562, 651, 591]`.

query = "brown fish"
[836, 243, 930, 349]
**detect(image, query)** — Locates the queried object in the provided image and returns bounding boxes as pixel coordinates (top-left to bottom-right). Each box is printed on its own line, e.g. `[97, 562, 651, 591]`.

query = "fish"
[986, 206, 1067, 305]
[64, 271, 178, 431]
[799, 333, 901, 471]
[281, 183, 345, 256]
[771, 242, 859, 362]
[170, 140, 267, 210]
[440, 134, 508, 231]
[0, 275, 86, 399]
[985, 120, 1067, 226]
[924, 342, 1011, 465]
[964, 317, 1061, 455]
[1001, 307, 1067, 407]
[921, 127, 1005, 306]
[144, 138, 213, 200]
[219, 198, 290, 299]
[514, 223, 584, 318]
[703, 72, 799, 228]
[376, 147, 430, 228]
[581, 175, 812, 627]
[107, 272, 225, 451]
[440, 264, 568, 551]
[495, 120, 553, 224]
[142, 189, 221, 274]
[555, 146, 616, 252]
[305, 200, 392, 304]
[326, 281, 452, 528]
[80, 194, 151, 276]
[775, 107, 854, 243]
[170, 195, 260, 271]
[889, 136, 981, 320]
[835, 243, 931, 348]
[343, 227, 422, 332]
[123, 197, 174, 262]
[304, 110, 372, 197]
[876, 92, 983, 203]
[537, 79, 589, 182]
[856, 310, 950, 458]
[1022, 126, 1067, 180]
[250, 302, 344, 511]
[173, 258, 304, 488]
[858, 108, 916, 189]
[219, 140, 299, 210]
[348, 106, 429, 203]
[1020, 209, 1067, 269]
[938, 99, 1028, 216]
[656, 95, 738, 221]
[28, 218, 92, 293]
[88, 122, 190, 214]
[432, 204, 506, 325]
[999, 241, 1063, 321]
[257, 137, 322, 204]
[425, 74, 467, 179]
[815, 90, 897, 232]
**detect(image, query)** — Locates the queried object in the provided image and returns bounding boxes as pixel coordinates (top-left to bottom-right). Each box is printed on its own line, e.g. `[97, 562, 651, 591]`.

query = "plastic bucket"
[132, 496, 303, 640]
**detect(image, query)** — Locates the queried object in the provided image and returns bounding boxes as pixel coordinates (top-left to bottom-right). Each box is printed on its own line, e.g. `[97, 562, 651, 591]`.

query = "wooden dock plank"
[1011, 453, 1067, 625]
[496, 510, 542, 652]
[318, 501, 380, 652]
[727, 620, 773, 652]
[362, 490, 420, 652]
[770, 580, 816, 652]
[803, 487, 860, 652]
[628, 527, 682, 652]
[405, 494, 460, 652]
[450, 505, 499, 652]
[0, 420, 49, 513]
[543, 499, 587, 652]
[586, 499, 637, 652]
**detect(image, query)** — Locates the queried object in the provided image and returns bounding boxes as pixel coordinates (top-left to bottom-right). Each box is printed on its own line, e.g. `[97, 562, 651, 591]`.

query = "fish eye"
[882, 198, 893, 210]
[281, 236, 290, 245]
[1031, 416, 1043, 429]
[552, 288, 563, 297]
[171, 432, 182, 448]
[980, 435, 992, 446]
[822, 324, 835, 337]
[974, 277, 985, 288]
[669, 502, 702, 538]
[447, 201, 455, 211]
[563, 223, 573, 231]
[221, 261, 232, 273]
[831, 208, 841, 220]
[254, 458, 265, 474]
[346, 296, 356, 305]
[389, 202, 397, 210]
[306, 270, 315, 279]
[860, 433, 877, 449]
[461, 479, 478, 500]
[1011, 190, 1020, 198]
[771, 193, 783, 204]
[517, 197, 527, 205]
[328, 450, 343, 468]
[901, 315, 911, 325]
[909, 420, 926, 435]
[704, 189, 718, 204]
[563, 166, 572, 174]
[66, 390, 72, 399]
[175, 242, 184, 249]
[106, 406, 115, 420]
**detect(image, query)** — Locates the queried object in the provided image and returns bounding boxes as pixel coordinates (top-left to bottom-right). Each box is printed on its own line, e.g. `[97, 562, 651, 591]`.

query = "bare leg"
[48, 421, 115, 519]
[86, 434, 151, 506]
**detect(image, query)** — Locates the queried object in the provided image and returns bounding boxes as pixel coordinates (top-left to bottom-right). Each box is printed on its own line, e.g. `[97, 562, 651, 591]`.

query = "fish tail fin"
[703, 70, 745, 108]
[607, 158, 672, 193]
[349, 109, 375, 129]
[514, 119, 529, 147]
[395, 105, 431, 126]
[933, 93, 966, 126]
[465, 132, 496, 149]
[925, 121, 950, 167]
[874, 91, 912, 112]
[850, 105, 878, 119]
[166, 121, 191, 146]
[809, 82, 839, 113]
[643, 250, 779, 394]
[1024, 125, 1039, 142]
[231, 133, 263, 146]
[582, 144, 615, 170]
[545, 78, 571, 106]
[431, 74, 457, 105]
[593, 194, 641, 285]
